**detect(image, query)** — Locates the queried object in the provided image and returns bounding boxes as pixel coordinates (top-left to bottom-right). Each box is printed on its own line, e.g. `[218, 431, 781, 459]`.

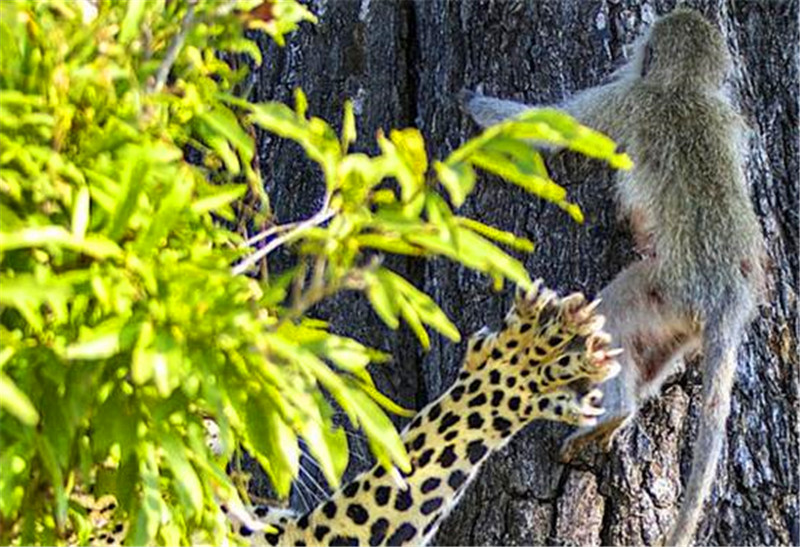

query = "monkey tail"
[665, 304, 747, 547]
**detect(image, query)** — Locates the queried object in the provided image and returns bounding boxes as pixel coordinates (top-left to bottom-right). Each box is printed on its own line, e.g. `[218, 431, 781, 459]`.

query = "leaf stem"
[150, 1, 196, 93]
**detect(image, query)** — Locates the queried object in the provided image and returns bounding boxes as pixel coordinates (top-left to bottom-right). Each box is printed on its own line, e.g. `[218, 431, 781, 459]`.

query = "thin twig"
[151, 1, 196, 93]
[232, 207, 334, 276]
[245, 221, 297, 246]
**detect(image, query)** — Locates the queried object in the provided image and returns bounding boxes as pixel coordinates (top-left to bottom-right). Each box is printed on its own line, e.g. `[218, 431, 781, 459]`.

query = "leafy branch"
[0, 1, 629, 545]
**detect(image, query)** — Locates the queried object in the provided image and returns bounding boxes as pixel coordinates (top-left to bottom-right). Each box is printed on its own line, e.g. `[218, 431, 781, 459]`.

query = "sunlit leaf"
[364, 271, 400, 329]
[191, 183, 247, 214]
[346, 389, 410, 473]
[434, 160, 475, 208]
[130, 444, 162, 546]
[198, 106, 255, 163]
[352, 378, 414, 418]
[159, 432, 203, 515]
[107, 152, 149, 241]
[223, 37, 263, 66]
[0, 226, 73, 250]
[356, 234, 425, 256]
[0, 374, 39, 425]
[132, 321, 155, 385]
[71, 186, 90, 240]
[378, 268, 460, 344]
[297, 391, 348, 489]
[36, 436, 67, 528]
[456, 217, 535, 252]
[294, 88, 308, 120]
[65, 318, 130, 360]
[341, 100, 356, 151]
[1, 274, 70, 327]
[119, 0, 146, 45]
[245, 398, 299, 497]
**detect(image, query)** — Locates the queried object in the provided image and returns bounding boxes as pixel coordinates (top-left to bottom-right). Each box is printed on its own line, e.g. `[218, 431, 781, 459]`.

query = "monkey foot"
[558, 413, 632, 462]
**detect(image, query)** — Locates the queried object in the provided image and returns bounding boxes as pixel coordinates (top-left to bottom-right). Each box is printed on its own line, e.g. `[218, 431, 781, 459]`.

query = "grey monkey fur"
[460, 9, 766, 547]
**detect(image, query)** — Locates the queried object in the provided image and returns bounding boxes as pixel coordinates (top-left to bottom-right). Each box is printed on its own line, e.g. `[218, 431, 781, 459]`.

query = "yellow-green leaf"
[0, 374, 39, 425]
[456, 217, 535, 252]
[341, 100, 356, 151]
[434, 160, 475, 208]
[365, 272, 400, 329]
[71, 186, 90, 240]
[159, 432, 203, 515]
[191, 184, 247, 214]
[119, 0, 146, 45]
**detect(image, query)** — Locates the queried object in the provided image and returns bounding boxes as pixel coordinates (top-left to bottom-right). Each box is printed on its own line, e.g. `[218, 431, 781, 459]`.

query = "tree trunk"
[250, 1, 799, 544]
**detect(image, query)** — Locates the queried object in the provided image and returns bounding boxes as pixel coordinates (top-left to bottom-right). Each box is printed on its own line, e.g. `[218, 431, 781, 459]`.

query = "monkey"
[459, 8, 766, 547]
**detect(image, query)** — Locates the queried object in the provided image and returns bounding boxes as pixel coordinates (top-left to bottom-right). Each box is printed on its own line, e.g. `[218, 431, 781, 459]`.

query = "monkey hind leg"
[560, 261, 700, 462]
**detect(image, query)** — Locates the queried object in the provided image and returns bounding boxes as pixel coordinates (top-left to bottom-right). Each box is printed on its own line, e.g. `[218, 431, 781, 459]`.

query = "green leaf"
[65, 318, 129, 360]
[356, 234, 425, 256]
[0, 226, 73, 250]
[159, 432, 203, 515]
[131, 444, 162, 546]
[244, 397, 298, 497]
[92, 387, 139, 461]
[364, 271, 400, 329]
[347, 389, 410, 473]
[379, 268, 460, 344]
[511, 109, 632, 169]
[319, 336, 371, 371]
[337, 153, 383, 209]
[71, 186, 90, 240]
[297, 392, 348, 489]
[197, 106, 255, 163]
[352, 378, 414, 418]
[456, 217, 535, 252]
[434, 160, 475, 208]
[132, 321, 155, 385]
[119, 0, 146, 45]
[397, 296, 429, 348]
[454, 228, 533, 289]
[73, 235, 123, 259]
[294, 88, 308, 120]
[378, 129, 427, 202]
[470, 149, 567, 202]
[152, 332, 183, 397]
[341, 100, 356, 151]
[0, 273, 73, 331]
[206, 134, 241, 174]
[36, 436, 67, 528]
[485, 135, 549, 177]
[191, 183, 247, 215]
[107, 151, 149, 241]
[0, 374, 39, 425]
[136, 167, 195, 252]
[223, 37, 263, 66]
[249, 101, 341, 183]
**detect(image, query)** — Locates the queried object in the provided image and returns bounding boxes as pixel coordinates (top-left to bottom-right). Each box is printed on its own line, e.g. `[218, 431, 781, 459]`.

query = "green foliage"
[0, 0, 629, 544]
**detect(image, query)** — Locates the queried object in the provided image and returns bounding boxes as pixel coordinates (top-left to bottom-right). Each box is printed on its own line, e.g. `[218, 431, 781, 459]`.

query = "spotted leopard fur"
[77, 280, 620, 546]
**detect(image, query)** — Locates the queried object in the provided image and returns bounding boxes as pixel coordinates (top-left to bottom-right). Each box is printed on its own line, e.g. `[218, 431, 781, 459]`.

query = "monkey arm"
[459, 80, 632, 143]
[556, 80, 632, 142]
[457, 89, 533, 128]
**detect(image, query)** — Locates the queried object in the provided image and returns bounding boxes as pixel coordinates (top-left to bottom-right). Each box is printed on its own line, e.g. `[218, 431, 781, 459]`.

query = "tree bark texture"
[249, 1, 798, 545]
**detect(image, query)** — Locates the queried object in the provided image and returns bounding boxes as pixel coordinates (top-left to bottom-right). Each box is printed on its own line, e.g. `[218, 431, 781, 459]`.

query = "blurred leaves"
[0, 0, 629, 545]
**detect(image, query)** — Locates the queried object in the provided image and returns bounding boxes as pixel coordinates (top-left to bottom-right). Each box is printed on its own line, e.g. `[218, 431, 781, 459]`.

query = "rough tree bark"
[249, 1, 798, 545]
